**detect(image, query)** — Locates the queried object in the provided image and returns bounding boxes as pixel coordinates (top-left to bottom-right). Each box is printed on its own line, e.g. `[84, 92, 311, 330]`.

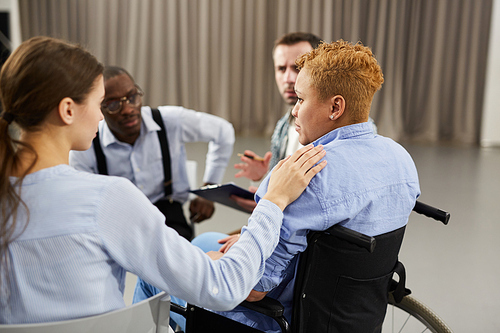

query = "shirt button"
[136, 168, 141, 172]
[212, 287, 219, 295]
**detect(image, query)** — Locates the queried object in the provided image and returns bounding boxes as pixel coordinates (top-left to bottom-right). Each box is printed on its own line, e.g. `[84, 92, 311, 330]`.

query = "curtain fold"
[18, 0, 493, 145]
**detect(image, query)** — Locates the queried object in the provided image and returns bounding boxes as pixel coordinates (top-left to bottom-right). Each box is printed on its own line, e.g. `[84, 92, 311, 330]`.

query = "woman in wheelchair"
[136, 40, 421, 333]
[0, 36, 327, 325]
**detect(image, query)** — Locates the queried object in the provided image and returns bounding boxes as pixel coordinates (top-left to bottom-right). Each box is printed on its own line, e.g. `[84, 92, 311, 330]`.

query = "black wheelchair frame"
[171, 201, 452, 333]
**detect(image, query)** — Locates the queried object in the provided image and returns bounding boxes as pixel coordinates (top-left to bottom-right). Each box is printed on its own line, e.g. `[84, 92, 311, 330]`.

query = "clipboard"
[190, 183, 255, 213]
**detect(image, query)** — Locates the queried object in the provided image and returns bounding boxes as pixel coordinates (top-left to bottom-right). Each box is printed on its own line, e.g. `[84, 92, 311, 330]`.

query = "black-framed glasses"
[101, 86, 144, 114]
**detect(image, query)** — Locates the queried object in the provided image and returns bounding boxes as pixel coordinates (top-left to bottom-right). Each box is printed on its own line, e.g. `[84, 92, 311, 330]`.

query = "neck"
[114, 132, 139, 145]
[15, 129, 70, 176]
[332, 109, 366, 131]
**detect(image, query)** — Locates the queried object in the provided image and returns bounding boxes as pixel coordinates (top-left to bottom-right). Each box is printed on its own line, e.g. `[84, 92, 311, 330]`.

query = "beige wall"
[482, 0, 500, 147]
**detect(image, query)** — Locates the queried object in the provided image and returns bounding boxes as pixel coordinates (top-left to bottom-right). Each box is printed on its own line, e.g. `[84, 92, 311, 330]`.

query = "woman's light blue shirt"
[1, 165, 283, 324]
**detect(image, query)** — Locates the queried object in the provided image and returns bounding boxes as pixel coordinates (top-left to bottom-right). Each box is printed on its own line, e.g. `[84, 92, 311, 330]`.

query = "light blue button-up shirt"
[220, 122, 420, 332]
[69, 106, 235, 204]
[1, 165, 284, 324]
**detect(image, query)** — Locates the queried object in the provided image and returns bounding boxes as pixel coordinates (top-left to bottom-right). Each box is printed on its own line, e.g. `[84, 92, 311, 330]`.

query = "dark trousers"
[153, 198, 193, 240]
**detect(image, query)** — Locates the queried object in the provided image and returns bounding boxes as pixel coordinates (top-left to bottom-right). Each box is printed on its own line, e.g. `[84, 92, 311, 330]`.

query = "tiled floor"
[124, 136, 500, 332]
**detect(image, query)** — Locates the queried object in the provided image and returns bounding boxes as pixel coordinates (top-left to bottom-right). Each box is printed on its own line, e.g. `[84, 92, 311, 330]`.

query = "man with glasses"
[69, 66, 235, 240]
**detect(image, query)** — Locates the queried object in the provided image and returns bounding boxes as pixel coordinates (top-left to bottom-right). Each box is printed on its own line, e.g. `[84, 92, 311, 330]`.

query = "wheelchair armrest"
[170, 302, 187, 316]
[240, 297, 285, 318]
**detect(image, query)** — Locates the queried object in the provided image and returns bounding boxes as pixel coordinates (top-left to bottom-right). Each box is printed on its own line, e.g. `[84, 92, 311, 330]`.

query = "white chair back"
[186, 160, 198, 201]
[0, 292, 172, 333]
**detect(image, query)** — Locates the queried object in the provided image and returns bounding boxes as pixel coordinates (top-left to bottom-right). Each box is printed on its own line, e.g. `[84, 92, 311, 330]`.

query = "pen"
[237, 153, 265, 162]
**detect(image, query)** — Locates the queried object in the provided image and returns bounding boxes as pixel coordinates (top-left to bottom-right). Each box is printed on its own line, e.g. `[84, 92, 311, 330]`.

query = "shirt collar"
[99, 106, 161, 147]
[141, 107, 162, 133]
[313, 121, 375, 146]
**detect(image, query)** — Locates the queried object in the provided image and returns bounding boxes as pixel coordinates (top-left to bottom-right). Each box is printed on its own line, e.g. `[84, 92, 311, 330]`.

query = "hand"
[189, 196, 215, 223]
[262, 144, 327, 211]
[246, 289, 268, 302]
[206, 251, 224, 260]
[234, 150, 272, 181]
[217, 234, 241, 253]
[230, 196, 257, 213]
[230, 186, 258, 213]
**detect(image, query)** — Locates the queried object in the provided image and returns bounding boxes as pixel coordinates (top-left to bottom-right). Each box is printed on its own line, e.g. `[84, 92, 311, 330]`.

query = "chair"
[172, 224, 407, 333]
[0, 291, 172, 333]
[186, 160, 198, 202]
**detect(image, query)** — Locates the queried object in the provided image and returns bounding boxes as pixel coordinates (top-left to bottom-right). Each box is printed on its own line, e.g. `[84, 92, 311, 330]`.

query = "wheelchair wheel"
[383, 294, 453, 333]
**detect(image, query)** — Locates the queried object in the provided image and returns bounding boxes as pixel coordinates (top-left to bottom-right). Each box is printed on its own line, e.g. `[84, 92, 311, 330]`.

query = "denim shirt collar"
[313, 121, 375, 147]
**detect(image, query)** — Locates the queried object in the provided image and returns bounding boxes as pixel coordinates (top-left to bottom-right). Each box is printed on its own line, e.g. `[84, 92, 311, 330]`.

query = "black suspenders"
[150, 108, 173, 197]
[92, 134, 108, 175]
[93, 108, 173, 196]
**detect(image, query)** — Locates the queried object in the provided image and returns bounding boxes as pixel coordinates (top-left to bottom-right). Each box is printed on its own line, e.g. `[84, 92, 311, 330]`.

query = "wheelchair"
[171, 201, 453, 333]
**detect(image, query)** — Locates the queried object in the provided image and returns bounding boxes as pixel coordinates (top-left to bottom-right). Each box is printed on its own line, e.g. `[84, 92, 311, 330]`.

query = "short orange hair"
[296, 39, 384, 123]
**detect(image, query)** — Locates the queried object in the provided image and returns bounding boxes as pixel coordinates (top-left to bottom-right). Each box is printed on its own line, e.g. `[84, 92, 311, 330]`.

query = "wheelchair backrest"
[291, 225, 406, 333]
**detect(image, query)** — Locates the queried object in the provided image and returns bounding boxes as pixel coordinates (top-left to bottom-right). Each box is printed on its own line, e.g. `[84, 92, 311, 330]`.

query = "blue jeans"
[132, 232, 228, 331]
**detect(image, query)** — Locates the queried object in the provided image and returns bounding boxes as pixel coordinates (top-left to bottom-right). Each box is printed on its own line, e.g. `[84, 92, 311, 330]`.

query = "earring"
[329, 114, 334, 120]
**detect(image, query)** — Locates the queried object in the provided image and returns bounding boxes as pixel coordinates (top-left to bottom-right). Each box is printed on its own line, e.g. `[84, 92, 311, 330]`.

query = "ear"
[58, 97, 76, 125]
[329, 95, 345, 121]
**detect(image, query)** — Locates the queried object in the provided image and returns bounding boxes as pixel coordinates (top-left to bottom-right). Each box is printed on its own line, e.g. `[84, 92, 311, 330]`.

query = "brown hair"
[272, 32, 322, 55]
[0, 36, 103, 294]
[296, 39, 384, 123]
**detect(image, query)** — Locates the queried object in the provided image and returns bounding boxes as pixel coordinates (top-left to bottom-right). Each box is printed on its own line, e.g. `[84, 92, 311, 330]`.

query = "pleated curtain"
[18, 0, 493, 145]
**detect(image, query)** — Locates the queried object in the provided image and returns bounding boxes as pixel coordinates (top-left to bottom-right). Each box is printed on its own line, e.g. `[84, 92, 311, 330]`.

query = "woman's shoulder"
[70, 166, 139, 193]
[13, 166, 143, 240]
[60, 166, 151, 220]
[34, 165, 141, 200]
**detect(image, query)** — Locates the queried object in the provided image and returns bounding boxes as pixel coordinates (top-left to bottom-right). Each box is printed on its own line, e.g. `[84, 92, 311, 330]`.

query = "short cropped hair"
[296, 40, 384, 123]
[103, 66, 135, 83]
[273, 32, 322, 55]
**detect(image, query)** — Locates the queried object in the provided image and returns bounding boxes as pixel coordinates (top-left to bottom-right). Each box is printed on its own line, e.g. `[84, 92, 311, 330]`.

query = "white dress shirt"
[69, 106, 235, 204]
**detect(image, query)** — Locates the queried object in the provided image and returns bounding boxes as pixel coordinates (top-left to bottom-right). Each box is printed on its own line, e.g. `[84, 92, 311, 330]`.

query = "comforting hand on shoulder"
[263, 144, 326, 211]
